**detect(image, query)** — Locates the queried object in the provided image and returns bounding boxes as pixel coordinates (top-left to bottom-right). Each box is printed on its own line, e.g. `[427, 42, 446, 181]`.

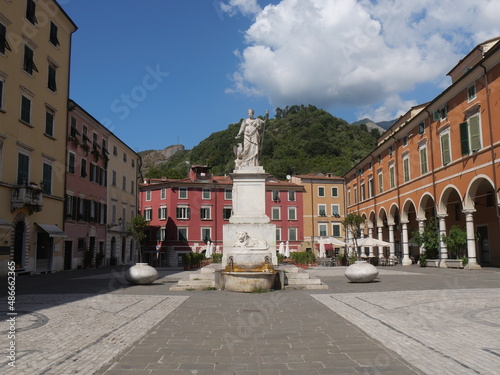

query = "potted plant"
[412, 217, 440, 267]
[442, 226, 467, 268]
[124, 215, 158, 284]
[342, 213, 379, 282]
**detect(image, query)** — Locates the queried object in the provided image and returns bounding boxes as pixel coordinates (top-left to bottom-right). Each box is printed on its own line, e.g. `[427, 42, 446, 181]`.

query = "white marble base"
[344, 261, 379, 283]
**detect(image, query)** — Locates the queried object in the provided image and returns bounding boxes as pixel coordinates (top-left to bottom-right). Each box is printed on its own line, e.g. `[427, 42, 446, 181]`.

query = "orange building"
[291, 174, 345, 256]
[344, 37, 500, 269]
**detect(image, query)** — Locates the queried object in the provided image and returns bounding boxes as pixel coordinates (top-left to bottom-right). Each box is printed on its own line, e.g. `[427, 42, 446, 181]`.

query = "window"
[368, 177, 374, 198]
[130, 180, 134, 194]
[42, 163, 52, 194]
[377, 154, 382, 164]
[48, 64, 56, 91]
[276, 228, 282, 241]
[318, 186, 325, 197]
[92, 132, 99, 150]
[467, 84, 476, 102]
[332, 224, 341, 237]
[402, 135, 408, 146]
[158, 206, 167, 220]
[176, 206, 190, 220]
[82, 125, 88, 144]
[145, 190, 151, 201]
[70, 117, 78, 138]
[318, 204, 327, 217]
[271, 207, 281, 220]
[347, 189, 351, 206]
[0, 22, 11, 55]
[319, 223, 327, 237]
[123, 152, 127, 162]
[418, 122, 425, 135]
[45, 109, 54, 137]
[201, 228, 211, 243]
[112, 170, 117, 186]
[178, 228, 188, 241]
[80, 158, 87, 178]
[179, 187, 188, 199]
[17, 152, 30, 185]
[331, 187, 338, 197]
[331, 204, 340, 217]
[433, 105, 448, 122]
[288, 206, 297, 220]
[288, 190, 296, 201]
[113, 145, 117, 155]
[353, 185, 358, 204]
[377, 170, 383, 194]
[200, 206, 211, 220]
[68, 152, 75, 174]
[20, 95, 31, 124]
[223, 207, 232, 220]
[202, 188, 211, 200]
[288, 227, 297, 241]
[144, 207, 152, 221]
[23, 45, 38, 75]
[112, 204, 117, 224]
[419, 144, 428, 175]
[49, 22, 59, 46]
[122, 176, 126, 191]
[389, 163, 395, 189]
[403, 154, 410, 183]
[360, 182, 365, 201]
[225, 189, 232, 200]
[460, 115, 482, 155]
[389, 145, 393, 156]
[160, 188, 166, 200]
[158, 228, 166, 241]
[440, 131, 451, 165]
[272, 190, 280, 201]
[26, 0, 37, 24]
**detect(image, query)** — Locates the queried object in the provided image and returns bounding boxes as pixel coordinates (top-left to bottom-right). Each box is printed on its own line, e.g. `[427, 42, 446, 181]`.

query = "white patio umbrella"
[318, 241, 326, 257]
[278, 242, 285, 255]
[285, 241, 290, 257]
[205, 241, 212, 258]
[356, 236, 391, 247]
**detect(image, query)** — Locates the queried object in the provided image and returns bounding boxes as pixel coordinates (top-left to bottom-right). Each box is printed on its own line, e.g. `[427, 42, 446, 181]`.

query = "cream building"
[105, 135, 140, 266]
[0, 0, 76, 275]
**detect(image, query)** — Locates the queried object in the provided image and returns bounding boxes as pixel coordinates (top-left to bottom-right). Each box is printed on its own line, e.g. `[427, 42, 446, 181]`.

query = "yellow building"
[291, 174, 345, 256]
[0, 0, 77, 275]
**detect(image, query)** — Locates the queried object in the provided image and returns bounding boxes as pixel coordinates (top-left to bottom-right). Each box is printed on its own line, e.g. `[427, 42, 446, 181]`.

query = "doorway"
[36, 232, 53, 272]
[13, 221, 26, 268]
[64, 241, 73, 270]
[477, 225, 490, 264]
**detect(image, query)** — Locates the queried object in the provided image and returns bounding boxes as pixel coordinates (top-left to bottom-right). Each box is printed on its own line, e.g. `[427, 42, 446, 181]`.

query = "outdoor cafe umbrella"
[285, 241, 290, 257]
[278, 241, 285, 255]
[356, 236, 391, 247]
[205, 241, 213, 258]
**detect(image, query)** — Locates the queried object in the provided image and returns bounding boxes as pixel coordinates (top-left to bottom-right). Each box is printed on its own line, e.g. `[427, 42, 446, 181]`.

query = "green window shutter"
[460, 122, 470, 155]
[441, 133, 451, 165]
[420, 148, 428, 174]
[469, 116, 481, 152]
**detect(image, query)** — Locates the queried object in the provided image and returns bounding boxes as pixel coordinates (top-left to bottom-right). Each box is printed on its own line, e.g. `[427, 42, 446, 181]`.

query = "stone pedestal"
[222, 167, 277, 267]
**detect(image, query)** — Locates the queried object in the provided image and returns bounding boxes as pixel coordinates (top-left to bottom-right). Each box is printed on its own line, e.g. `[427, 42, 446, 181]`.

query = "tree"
[412, 216, 440, 260]
[128, 215, 150, 263]
[442, 226, 467, 259]
[342, 213, 365, 261]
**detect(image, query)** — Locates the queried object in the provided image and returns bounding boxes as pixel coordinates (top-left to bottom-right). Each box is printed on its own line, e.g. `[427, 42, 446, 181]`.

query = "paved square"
[313, 288, 500, 375]
[1, 294, 188, 375]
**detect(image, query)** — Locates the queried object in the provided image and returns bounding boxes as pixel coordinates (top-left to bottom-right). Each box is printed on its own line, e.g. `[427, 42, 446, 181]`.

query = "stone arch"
[438, 184, 463, 216]
[367, 210, 376, 229]
[401, 198, 417, 222]
[377, 207, 388, 227]
[418, 193, 436, 220]
[465, 175, 497, 210]
[389, 203, 400, 226]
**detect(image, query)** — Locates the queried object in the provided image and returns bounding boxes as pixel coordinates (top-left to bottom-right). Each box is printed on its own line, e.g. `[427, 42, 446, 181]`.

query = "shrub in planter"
[182, 253, 191, 270]
[211, 253, 222, 263]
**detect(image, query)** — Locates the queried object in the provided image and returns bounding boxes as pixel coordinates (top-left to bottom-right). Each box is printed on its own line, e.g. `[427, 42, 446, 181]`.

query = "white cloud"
[220, 0, 262, 17]
[357, 95, 417, 122]
[226, 0, 500, 120]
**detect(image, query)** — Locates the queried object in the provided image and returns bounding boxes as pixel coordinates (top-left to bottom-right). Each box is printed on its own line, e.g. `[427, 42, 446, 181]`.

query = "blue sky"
[63, 0, 500, 152]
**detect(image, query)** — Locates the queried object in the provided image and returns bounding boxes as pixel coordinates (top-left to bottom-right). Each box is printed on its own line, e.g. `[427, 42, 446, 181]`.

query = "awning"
[0, 218, 11, 229]
[36, 224, 67, 238]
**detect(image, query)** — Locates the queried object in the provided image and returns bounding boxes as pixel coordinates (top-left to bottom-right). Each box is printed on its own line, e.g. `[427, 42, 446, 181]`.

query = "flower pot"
[344, 261, 379, 283]
[125, 263, 158, 285]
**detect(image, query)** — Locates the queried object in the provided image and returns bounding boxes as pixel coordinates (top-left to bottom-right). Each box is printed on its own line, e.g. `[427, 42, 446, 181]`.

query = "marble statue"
[234, 109, 268, 168]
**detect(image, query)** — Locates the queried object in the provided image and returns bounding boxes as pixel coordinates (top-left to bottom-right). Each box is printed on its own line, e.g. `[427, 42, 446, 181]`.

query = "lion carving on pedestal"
[233, 231, 269, 249]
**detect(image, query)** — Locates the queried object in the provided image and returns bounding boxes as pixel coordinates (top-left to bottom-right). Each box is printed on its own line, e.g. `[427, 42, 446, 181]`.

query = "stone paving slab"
[313, 288, 500, 375]
[0, 294, 188, 375]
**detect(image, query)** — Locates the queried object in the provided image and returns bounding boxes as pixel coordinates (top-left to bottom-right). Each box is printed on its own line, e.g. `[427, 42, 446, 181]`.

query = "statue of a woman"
[234, 109, 268, 168]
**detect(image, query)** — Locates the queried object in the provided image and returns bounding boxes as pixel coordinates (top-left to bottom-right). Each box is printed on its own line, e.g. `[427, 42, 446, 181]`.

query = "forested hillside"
[145, 105, 380, 179]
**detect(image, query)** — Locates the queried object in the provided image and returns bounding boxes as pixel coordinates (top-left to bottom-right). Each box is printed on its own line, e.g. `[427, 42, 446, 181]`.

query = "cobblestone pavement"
[1, 293, 187, 375]
[313, 288, 500, 375]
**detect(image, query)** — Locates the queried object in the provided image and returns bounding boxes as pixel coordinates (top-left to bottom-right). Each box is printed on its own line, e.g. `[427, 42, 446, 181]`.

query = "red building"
[139, 166, 305, 266]
[64, 100, 108, 269]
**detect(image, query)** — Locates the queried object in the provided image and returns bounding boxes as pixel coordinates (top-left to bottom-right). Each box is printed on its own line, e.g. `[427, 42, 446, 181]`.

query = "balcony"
[11, 184, 43, 214]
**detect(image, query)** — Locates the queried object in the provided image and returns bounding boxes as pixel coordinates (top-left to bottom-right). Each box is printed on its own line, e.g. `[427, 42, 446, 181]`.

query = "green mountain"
[144, 105, 380, 180]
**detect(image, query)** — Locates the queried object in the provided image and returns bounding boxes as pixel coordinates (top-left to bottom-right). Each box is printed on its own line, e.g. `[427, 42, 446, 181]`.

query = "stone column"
[388, 224, 395, 258]
[438, 214, 448, 268]
[464, 210, 481, 270]
[377, 226, 384, 258]
[368, 227, 374, 257]
[417, 219, 426, 255]
[401, 221, 412, 266]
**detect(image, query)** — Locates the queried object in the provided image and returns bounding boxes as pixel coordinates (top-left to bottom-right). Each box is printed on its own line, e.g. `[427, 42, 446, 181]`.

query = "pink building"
[64, 100, 108, 269]
[139, 166, 305, 266]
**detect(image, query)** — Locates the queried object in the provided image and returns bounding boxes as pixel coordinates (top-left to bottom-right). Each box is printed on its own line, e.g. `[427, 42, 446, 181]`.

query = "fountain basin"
[222, 271, 277, 292]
